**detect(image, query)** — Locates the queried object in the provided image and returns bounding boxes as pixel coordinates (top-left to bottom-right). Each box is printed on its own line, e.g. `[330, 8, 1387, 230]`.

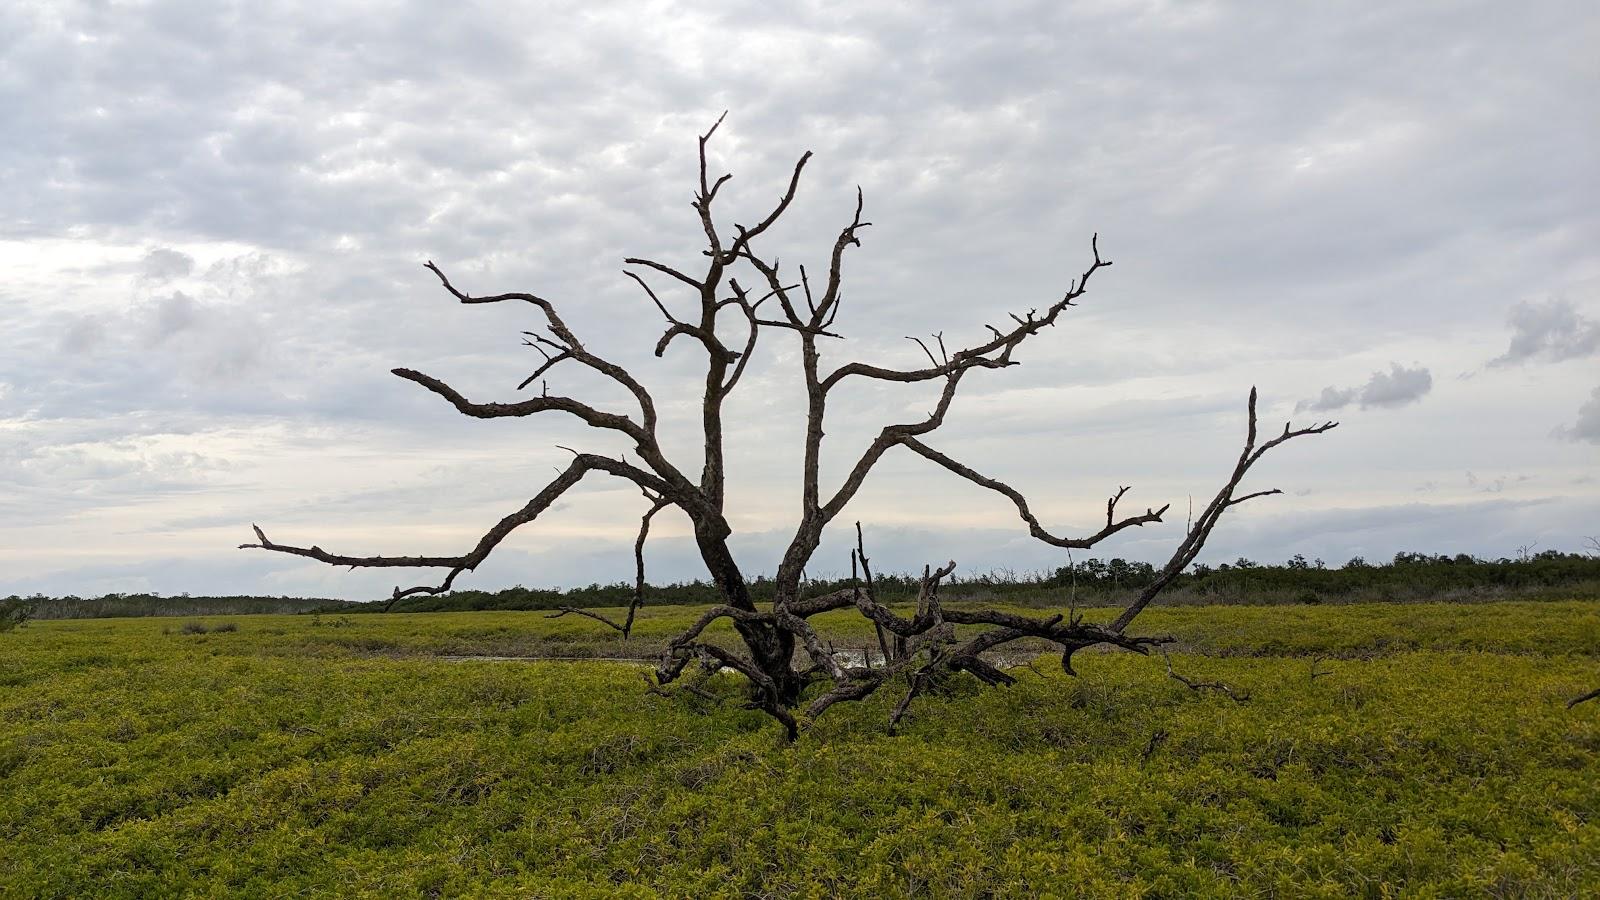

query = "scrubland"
[2, 600, 1597, 897]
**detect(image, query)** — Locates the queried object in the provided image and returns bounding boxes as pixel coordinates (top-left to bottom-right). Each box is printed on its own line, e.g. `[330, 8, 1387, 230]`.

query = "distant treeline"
[386, 549, 1600, 612]
[13, 550, 1597, 620]
[20, 594, 356, 620]
[1064, 550, 1600, 607]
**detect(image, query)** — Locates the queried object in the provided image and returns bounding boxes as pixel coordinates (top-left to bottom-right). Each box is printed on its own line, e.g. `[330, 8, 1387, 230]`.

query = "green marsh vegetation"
[14, 120, 1591, 895]
[3, 600, 1598, 896]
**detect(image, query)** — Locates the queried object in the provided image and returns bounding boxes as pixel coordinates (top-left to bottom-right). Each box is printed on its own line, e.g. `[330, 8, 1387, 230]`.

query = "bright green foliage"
[2, 601, 1598, 896]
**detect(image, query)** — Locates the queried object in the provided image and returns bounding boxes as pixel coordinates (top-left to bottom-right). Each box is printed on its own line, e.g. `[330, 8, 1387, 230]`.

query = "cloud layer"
[2, 1, 1596, 599]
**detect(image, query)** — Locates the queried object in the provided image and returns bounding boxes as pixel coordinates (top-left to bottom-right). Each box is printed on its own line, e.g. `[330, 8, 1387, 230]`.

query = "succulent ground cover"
[2, 600, 1597, 897]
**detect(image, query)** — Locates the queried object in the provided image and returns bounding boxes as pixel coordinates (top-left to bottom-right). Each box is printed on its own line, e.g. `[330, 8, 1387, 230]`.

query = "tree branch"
[622, 257, 703, 291]
[818, 360, 977, 521]
[1108, 389, 1337, 633]
[423, 261, 664, 438]
[820, 234, 1109, 392]
[902, 437, 1170, 548]
[394, 367, 652, 444]
[725, 151, 814, 262]
[718, 280, 762, 397]
[1162, 649, 1249, 702]
[547, 489, 671, 638]
[1568, 686, 1600, 709]
[241, 453, 664, 609]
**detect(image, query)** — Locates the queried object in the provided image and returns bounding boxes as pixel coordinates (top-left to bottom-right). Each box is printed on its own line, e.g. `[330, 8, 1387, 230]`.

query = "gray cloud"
[59, 316, 106, 354]
[1297, 363, 1433, 412]
[1, 0, 1595, 597]
[1297, 385, 1358, 413]
[146, 291, 199, 342]
[1465, 471, 1532, 494]
[1554, 386, 1600, 444]
[139, 247, 194, 283]
[1491, 298, 1600, 367]
[1358, 363, 1434, 409]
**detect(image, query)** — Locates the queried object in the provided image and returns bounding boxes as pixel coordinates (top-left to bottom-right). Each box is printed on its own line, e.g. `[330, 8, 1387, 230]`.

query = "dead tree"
[242, 118, 1335, 737]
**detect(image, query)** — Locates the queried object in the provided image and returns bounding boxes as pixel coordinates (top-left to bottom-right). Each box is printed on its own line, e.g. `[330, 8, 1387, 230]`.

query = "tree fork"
[242, 118, 1335, 736]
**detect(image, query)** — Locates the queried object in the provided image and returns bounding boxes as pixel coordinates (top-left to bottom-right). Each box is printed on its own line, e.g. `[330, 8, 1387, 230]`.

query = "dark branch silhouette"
[243, 119, 1336, 737]
[546, 489, 669, 639]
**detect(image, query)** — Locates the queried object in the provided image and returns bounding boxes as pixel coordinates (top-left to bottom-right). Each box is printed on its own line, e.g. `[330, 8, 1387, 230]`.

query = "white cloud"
[1, 0, 1596, 598]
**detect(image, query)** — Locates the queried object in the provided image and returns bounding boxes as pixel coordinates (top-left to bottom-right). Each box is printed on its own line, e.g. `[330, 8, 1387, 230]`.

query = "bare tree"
[242, 118, 1335, 737]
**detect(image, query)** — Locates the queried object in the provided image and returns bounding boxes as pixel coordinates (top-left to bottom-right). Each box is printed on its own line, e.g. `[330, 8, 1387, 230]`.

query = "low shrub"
[0, 598, 34, 633]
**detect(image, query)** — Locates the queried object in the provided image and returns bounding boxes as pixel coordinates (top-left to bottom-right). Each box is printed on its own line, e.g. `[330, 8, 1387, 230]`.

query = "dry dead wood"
[243, 118, 1334, 737]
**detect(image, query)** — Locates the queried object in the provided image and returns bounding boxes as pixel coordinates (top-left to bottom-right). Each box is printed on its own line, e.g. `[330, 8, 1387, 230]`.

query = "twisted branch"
[902, 438, 1169, 549]
[547, 489, 671, 638]
[1109, 389, 1337, 633]
[242, 453, 656, 611]
[244, 119, 1338, 741]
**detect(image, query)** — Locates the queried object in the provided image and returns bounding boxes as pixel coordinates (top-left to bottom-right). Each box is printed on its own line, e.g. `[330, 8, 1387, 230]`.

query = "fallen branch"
[1162, 650, 1250, 703]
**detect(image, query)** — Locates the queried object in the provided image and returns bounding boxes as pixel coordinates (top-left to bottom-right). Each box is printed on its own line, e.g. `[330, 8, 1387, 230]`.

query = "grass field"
[3, 600, 1599, 897]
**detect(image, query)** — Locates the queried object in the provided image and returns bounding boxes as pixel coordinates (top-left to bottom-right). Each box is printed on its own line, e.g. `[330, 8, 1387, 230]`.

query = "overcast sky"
[3, 0, 1597, 600]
